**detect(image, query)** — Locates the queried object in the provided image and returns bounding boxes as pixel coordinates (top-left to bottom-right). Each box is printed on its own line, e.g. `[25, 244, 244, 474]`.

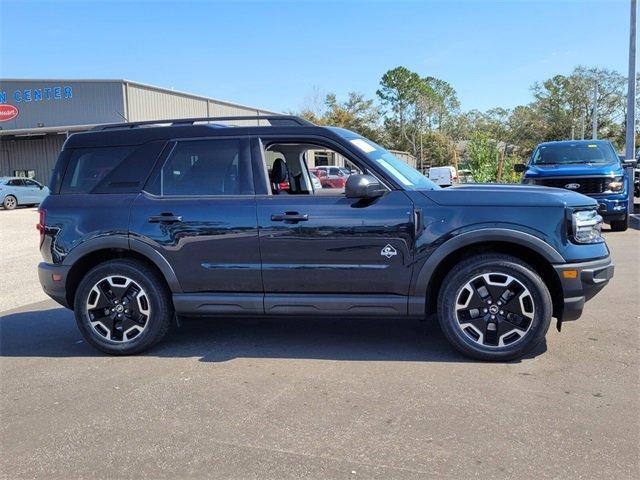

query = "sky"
[0, 0, 634, 114]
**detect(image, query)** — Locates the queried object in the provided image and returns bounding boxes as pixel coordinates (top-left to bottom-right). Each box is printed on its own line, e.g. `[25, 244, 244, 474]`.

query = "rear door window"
[148, 138, 253, 196]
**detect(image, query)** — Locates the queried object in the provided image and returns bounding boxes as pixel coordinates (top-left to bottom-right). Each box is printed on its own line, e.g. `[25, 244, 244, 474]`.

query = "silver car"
[0, 177, 49, 210]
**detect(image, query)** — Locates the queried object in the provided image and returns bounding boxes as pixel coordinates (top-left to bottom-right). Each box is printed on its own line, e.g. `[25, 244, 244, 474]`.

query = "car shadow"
[0, 307, 546, 363]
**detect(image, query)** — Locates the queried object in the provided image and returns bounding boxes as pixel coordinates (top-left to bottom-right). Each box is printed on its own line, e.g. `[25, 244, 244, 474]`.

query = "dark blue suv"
[518, 140, 630, 231]
[38, 116, 614, 360]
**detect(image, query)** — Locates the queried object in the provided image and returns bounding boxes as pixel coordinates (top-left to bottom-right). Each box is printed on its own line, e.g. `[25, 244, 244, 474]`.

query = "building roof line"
[0, 78, 281, 115]
[0, 124, 99, 136]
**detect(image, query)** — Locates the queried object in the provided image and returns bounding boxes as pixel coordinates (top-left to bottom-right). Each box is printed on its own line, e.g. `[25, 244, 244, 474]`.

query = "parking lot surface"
[0, 208, 48, 311]
[0, 208, 639, 479]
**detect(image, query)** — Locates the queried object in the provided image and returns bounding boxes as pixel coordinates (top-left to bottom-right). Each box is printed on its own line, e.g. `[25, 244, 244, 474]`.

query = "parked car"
[0, 177, 49, 210]
[458, 169, 475, 184]
[310, 167, 347, 189]
[38, 115, 613, 361]
[516, 140, 631, 231]
[428, 166, 458, 187]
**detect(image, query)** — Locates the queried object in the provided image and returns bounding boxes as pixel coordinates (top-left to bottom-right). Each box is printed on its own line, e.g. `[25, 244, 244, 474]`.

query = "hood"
[524, 161, 623, 178]
[420, 184, 597, 208]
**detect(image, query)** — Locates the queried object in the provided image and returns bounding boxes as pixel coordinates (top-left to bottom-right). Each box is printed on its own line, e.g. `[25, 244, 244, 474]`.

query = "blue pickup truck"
[517, 140, 630, 231]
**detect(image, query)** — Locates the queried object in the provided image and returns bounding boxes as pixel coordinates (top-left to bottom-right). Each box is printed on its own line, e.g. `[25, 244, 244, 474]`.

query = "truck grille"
[535, 177, 608, 195]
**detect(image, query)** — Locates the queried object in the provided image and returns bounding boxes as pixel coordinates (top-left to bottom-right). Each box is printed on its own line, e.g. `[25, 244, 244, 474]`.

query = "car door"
[254, 136, 416, 316]
[129, 136, 263, 312]
[23, 179, 45, 203]
[6, 179, 27, 203]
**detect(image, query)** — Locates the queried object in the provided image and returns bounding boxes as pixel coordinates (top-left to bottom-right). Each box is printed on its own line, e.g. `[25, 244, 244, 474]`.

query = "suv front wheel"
[74, 259, 173, 355]
[437, 254, 552, 361]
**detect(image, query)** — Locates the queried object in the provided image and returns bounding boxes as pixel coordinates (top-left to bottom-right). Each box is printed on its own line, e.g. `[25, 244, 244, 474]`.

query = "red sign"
[0, 104, 19, 122]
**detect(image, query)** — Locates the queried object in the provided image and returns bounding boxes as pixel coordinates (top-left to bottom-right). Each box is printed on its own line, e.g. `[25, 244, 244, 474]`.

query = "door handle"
[148, 213, 183, 223]
[271, 212, 309, 222]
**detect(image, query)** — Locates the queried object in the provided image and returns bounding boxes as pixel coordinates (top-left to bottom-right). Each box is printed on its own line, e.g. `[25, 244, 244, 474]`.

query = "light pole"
[592, 82, 598, 139]
[625, 0, 637, 216]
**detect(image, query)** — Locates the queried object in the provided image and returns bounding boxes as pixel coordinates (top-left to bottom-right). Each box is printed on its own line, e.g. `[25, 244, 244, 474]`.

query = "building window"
[14, 170, 36, 179]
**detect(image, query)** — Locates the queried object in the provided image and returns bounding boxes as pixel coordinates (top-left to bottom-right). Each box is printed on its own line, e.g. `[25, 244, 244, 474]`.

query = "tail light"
[37, 209, 45, 246]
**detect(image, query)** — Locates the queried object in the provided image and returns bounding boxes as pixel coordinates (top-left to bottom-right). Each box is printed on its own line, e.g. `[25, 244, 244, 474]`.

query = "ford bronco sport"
[38, 115, 614, 360]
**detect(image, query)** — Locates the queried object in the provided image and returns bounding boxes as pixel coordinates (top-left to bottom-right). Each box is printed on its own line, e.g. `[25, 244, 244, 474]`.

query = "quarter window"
[61, 146, 135, 194]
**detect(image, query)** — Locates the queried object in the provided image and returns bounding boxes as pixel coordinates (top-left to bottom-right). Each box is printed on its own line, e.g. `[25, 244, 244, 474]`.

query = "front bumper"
[38, 262, 71, 308]
[591, 192, 629, 221]
[553, 256, 614, 322]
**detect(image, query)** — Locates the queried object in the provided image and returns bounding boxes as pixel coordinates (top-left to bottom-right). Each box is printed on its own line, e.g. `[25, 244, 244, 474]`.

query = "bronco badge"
[381, 244, 397, 258]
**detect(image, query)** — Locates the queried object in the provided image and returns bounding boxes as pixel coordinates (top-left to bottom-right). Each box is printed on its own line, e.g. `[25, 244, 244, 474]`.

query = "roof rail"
[91, 115, 314, 131]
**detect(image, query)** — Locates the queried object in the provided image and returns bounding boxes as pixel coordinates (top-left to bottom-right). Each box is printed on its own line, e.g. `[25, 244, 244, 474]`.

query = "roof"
[537, 139, 613, 146]
[64, 122, 338, 149]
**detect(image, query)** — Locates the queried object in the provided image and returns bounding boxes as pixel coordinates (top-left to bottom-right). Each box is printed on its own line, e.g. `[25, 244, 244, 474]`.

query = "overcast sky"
[0, 0, 634, 113]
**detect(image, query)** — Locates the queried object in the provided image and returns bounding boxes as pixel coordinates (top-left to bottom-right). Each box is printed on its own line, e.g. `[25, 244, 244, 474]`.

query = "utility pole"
[580, 109, 586, 139]
[592, 82, 599, 139]
[625, 0, 637, 216]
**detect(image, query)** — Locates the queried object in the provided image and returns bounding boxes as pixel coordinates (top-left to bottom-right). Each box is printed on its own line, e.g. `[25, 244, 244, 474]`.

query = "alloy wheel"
[454, 272, 535, 348]
[85, 275, 150, 342]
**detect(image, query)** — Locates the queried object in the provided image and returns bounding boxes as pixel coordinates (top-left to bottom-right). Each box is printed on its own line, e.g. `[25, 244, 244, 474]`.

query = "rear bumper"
[554, 256, 614, 322]
[38, 262, 71, 308]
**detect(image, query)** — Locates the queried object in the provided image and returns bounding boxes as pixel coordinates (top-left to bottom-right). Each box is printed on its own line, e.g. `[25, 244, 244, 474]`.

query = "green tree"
[467, 132, 500, 183]
[324, 92, 382, 142]
[420, 131, 456, 168]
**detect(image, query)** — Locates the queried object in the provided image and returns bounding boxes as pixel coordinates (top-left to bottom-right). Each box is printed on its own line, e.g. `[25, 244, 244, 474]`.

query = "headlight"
[571, 209, 604, 244]
[605, 176, 624, 193]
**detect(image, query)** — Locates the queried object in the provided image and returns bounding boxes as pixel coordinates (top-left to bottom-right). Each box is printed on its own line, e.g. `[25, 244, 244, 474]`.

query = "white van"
[428, 166, 458, 187]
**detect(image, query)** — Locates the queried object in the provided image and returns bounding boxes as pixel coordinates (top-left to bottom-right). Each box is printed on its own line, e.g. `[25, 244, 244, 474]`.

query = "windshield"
[330, 129, 439, 190]
[532, 142, 619, 165]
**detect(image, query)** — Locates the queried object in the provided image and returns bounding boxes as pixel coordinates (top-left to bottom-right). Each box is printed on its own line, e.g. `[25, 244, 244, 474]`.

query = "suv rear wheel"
[74, 259, 173, 355]
[437, 254, 552, 361]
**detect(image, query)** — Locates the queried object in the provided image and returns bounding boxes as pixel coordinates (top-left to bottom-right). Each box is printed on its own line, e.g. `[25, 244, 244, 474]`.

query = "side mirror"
[513, 163, 527, 173]
[622, 159, 638, 168]
[345, 174, 386, 199]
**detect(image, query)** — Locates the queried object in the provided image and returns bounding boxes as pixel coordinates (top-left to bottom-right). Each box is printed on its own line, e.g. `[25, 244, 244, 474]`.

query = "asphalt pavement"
[0, 218, 638, 479]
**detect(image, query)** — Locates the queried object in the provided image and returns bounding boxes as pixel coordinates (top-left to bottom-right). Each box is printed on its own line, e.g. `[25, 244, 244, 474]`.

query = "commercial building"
[0, 79, 277, 184]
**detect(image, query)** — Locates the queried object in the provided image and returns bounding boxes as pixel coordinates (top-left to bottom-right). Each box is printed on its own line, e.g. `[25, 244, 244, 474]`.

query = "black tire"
[74, 259, 173, 355]
[437, 254, 552, 361]
[609, 216, 628, 232]
[3, 195, 17, 210]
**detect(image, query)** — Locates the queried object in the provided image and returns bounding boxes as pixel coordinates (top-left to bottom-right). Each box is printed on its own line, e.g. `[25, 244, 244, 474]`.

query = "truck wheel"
[74, 259, 173, 355]
[609, 216, 628, 232]
[437, 254, 552, 361]
[3, 195, 17, 210]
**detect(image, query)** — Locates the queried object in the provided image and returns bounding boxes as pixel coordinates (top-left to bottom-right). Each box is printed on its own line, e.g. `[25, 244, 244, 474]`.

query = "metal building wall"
[0, 134, 66, 184]
[124, 81, 276, 124]
[0, 80, 125, 129]
[125, 83, 208, 121]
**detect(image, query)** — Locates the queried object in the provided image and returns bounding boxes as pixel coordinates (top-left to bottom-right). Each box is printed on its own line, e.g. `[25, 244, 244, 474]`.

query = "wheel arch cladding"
[65, 247, 178, 308]
[420, 236, 564, 321]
